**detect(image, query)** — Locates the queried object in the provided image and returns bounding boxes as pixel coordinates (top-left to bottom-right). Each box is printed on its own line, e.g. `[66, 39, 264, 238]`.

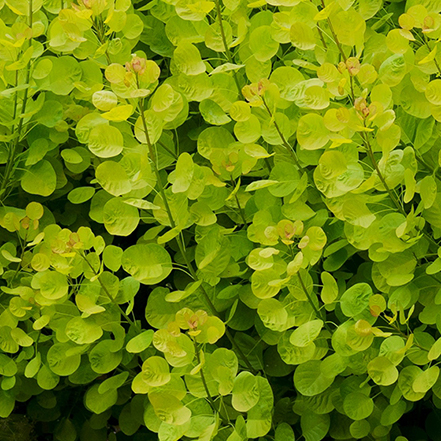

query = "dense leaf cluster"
[1, 0, 441, 440]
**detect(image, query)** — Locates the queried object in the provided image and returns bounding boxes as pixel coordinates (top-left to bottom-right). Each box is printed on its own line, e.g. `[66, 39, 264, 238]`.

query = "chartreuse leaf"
[88, 125, 124, 158]
[290, 320, 323, 347]
[68, 187, 95, 204]
[301, 412, 330, 441]
[122, 244, 172, 285]
[21, 160, 56, 196]
[84, 383, 118, 414]
[367, 356, 399, 386]
[65, 317, 103, 345]
[343, 393, 374, 420]
[103, 197, 139, 236]
[174, 42, 206, 75]
[126, 330, 154, 353]
[275, 423, 295, 441]
[92, 91, 118, 111]
[47, 343, 81, 376]
[96, 161, 132, 196]
[148, 392, 191, 425]
[101, 105, 133, 122]
[103, 245, 123, 272]
[413, 366, 440, 393]
[429, 337, 441, 361]
[321, 272, 338, 304]
[258, 298, 288, 332]
[142, 356, 171, 386]
[31, 271, 68, 300]
[232, 371, 260, 412]
[98, 372, 129, 394]
[246, 377, 273, 438]
[294, 360, 334, 396]
[398, 366, 426, 401]
[340, 283, 372, 317]
[297, 114, 329, 150]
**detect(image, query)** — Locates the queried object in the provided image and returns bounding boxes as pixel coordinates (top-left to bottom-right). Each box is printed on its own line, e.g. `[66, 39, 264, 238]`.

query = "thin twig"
[214, 0, 241, 94]
[262, 98, 304, 172]
[297, 272, 332, 333]
[137, 94, 257, 374]
[0, 0, 33, 201]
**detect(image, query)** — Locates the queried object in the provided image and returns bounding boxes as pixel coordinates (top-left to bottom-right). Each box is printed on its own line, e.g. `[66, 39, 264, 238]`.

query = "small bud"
[125, 56, 147, 76]
[338, 78, 347, 96]
[257, 78, 271, 95]
[346, 57, 360, 76]
[21, 216, 30, 230]
[354, 97, 367, 112]
[124, 72, 133, 87]
[423, 15, 435, 32]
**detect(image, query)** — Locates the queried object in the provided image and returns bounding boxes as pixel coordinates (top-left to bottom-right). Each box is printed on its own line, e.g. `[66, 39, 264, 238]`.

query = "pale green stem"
[0, 0, 33, 201]
[297, 272, 332, 333]
[79, 251, 141, 331]
[262, 98, 304, 172]
[137, 99, 257, 373]
[214, 0, 241, 94]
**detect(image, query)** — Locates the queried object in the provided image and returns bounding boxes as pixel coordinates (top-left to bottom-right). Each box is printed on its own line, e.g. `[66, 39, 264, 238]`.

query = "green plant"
[1, 0, 441, 440]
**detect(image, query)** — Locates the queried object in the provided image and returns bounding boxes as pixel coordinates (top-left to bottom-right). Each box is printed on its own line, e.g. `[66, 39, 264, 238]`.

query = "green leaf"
[290, 320, 323, 347]
[55, 419, 77, 441]
[68, 187, 96, 204]
[413, 366, 439, 393]
[340, 283, 372, 317]
[103, 197, 139, 236]
[98, 372, 129, 394]
[126, 330, 155, 353]
[142, 356, 171, 386]
[88, 125, 124, 158]
[47, 343, 81, 376]
[294, 360, 334, 396]
[21, 160, 56, 196]
[32, 271, 68, 300]
[200, 99, 231, 125]
[246, 377, 273, 438]
[89, 340, 123, 374]
[84, 383, 118, 414]
[96, 161, 132, 196]
[367, 356, 399, 386]
[343, 392, 374, 420]
[148, 392, 191, 425]
[232, 372, 260, 412]
[300, 412, 330, 441]
[0, 389, 14, 418]
[275, 423, 295, 441]
[122, 244, 172, 285]
[65, 317, 103, 345]
[174, 42, 206, 76]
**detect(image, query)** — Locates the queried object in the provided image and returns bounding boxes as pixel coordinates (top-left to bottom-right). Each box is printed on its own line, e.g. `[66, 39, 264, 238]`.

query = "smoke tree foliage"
[2, 0, 441, 439]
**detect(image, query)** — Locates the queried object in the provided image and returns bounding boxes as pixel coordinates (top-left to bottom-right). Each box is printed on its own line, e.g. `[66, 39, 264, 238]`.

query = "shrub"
[1, 0, 441, 440]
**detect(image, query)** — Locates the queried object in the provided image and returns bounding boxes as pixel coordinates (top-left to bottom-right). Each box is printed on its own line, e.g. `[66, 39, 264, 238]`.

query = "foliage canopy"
[1, 0, 441, 440]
